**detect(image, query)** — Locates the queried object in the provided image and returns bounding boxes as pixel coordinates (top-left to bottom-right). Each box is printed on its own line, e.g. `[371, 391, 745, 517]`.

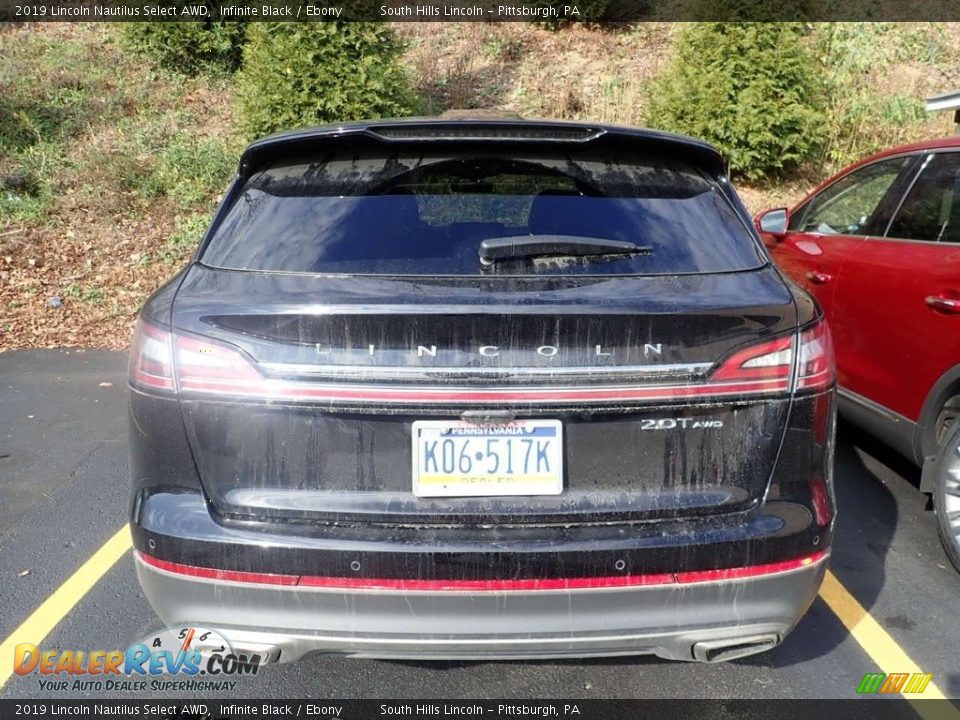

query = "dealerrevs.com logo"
[13, 627, 261, 692]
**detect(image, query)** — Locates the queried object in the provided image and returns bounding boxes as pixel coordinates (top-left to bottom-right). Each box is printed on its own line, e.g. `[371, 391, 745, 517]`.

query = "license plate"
[411, 420, 564, 498]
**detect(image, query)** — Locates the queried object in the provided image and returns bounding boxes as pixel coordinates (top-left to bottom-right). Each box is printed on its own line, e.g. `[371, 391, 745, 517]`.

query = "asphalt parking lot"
[2, 349, 960, 701]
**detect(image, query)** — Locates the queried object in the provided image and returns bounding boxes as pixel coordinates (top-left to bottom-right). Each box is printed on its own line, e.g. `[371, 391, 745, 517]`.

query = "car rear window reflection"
[201, 148, 764, 276]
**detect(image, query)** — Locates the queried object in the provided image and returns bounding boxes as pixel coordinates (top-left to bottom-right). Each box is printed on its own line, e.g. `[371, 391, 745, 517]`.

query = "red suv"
[756, 137, 960, 571]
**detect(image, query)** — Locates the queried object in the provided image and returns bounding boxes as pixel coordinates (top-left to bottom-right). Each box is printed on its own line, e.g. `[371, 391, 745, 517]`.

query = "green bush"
[235, 23, 418, 140]
[120, 21, 246, 76]
[645, 23, 826, 181]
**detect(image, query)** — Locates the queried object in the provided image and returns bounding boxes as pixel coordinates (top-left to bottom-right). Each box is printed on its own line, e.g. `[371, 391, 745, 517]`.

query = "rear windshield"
[201, 145, 763, 276]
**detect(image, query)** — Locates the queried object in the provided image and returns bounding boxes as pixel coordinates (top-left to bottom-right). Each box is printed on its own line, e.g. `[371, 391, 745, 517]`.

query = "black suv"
[128, 119, 836, 663]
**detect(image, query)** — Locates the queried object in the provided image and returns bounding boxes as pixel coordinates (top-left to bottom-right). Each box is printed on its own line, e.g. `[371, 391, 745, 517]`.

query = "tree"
[235, 23, 418, 140]
[645, 23, 826, 180]
[120, 21, 246, 76]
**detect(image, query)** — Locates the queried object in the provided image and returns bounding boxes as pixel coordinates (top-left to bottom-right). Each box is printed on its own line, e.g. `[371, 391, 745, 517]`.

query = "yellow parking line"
[0, 524, 131, 690]
[820, 570, 959, 716]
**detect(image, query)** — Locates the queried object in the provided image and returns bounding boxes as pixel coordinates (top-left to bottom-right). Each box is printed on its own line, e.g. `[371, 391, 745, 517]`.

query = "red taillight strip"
[176, 376, 791, 404]
[138, 554, 299, 586]
[137, 550, 827, 590]
[673, 551, 826, 583]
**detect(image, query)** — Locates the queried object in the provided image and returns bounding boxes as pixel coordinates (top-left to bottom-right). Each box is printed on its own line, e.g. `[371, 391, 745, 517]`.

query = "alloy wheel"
[935, 423, 960, 573]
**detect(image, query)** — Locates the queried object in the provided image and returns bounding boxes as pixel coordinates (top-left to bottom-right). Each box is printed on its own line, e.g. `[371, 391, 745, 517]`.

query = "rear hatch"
[166, 127, 799, 526]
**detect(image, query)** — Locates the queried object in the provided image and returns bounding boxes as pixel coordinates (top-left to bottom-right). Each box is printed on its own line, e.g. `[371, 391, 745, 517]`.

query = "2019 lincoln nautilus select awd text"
[127, 119, 836, 663]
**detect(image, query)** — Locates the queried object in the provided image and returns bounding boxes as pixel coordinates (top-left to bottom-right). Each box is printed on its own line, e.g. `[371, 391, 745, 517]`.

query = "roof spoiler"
[237, 120, 727, 178]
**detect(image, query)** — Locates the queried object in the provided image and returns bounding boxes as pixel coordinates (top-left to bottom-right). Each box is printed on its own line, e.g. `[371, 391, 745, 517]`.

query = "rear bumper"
[131, 485, 830, 662]
[134, 550, 826, 662]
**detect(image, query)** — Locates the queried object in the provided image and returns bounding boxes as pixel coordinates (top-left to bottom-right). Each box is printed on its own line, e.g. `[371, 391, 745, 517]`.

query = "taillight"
[174, 334, 262, 394]
[712, 335, 794, 384]
[710, 319, 834, 393]
[796, 320, 835, 391]
[129, 319, 262, 395]
[128, 318, 174, 391]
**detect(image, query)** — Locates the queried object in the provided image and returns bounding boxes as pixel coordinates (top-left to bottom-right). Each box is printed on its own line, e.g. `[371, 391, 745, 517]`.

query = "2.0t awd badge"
[640, 418, 724, 430]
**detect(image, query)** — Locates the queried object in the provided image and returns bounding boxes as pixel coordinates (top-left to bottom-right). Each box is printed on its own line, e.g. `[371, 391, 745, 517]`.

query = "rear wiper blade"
[479, 235, 652, 267]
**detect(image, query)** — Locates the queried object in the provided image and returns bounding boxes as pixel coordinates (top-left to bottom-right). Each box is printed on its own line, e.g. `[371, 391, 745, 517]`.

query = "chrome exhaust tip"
[692, 633, 781, 662]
